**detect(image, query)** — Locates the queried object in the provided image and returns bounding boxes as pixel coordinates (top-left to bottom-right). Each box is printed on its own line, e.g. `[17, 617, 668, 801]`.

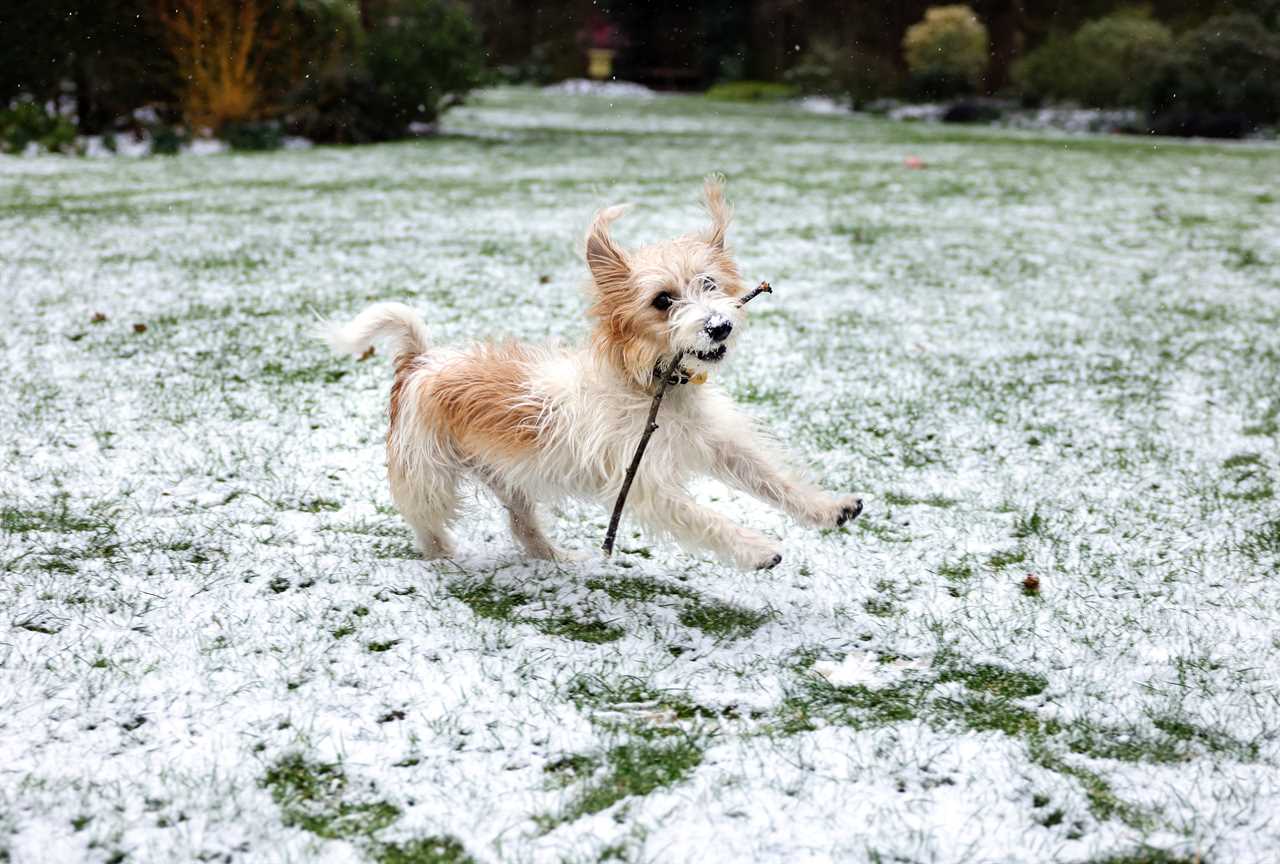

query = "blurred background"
[2, 0, 1278, 154]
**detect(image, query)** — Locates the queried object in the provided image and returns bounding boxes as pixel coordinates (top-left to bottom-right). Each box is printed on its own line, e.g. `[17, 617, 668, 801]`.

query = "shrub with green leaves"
[784, 40, 899, 107]
[1013, 13, 1173, 109]
[1146, 13, 1280, 138]
[287, 0, 484, 143]
[1070, 15, 1174, 108]
[901, 5, 989, 99]
[0, 101, 77, 154]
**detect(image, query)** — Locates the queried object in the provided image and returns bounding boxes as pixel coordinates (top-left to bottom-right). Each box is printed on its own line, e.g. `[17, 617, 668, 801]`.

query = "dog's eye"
[652, 292, 674, 311]
[702, 277, 719, 292]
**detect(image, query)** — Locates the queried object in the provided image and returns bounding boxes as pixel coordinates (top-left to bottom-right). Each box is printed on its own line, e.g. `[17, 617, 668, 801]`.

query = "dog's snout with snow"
[703, 314, 732, 343]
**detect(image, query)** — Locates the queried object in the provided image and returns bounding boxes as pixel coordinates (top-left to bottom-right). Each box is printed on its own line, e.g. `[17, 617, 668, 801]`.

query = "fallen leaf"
[90, 311, 108, 323]
[132, 323, 148, 333]
[358, 345, 376, 361]
[1022, 574, 1041, 595]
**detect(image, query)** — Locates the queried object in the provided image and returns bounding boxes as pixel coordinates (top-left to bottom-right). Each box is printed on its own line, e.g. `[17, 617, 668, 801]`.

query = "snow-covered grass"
[2, 87, 1278, 864]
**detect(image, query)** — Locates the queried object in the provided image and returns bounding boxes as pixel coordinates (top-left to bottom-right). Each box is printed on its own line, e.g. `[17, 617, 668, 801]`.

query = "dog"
[325, 177, 862, 570]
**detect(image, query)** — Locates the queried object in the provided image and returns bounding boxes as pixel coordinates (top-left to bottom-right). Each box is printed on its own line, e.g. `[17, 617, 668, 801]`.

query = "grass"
[3, 86, 1279, 863]
[260, 754, 401, 841]
[447, 577, 625, 644]
[261, 754, 473, 862]
[567, 734, 705, 818]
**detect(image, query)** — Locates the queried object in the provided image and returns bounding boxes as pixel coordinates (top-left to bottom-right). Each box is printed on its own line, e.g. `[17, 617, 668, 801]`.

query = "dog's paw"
[833, 495, 864, 527]
[805, 495, 863, 529]
[730, 538, 783, 571]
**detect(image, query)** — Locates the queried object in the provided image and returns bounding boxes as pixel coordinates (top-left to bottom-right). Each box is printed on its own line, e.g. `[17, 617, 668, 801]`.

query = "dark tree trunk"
[983, 0, 1026, 95]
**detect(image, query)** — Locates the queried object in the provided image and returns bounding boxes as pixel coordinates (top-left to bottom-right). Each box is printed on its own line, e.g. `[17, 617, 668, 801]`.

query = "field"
[2, 88, 1279, 864]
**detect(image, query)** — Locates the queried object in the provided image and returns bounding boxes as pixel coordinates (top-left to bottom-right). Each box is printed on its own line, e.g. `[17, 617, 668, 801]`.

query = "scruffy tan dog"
[326, 177, 861, 569]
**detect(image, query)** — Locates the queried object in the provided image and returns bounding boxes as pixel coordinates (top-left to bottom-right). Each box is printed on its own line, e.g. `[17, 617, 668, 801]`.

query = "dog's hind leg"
[483, 478, 561, 561]
[389, 464, 459, 559]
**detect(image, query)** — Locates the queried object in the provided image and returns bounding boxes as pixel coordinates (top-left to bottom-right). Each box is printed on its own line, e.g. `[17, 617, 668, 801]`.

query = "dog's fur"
[325, 178, 861, 570]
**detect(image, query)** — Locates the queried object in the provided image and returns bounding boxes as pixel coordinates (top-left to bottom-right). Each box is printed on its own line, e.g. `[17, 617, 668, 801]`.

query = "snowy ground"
[2, 87, 1279, 864]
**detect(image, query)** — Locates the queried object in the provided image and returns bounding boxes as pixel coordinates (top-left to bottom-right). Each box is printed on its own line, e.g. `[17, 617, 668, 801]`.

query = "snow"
[1, 86, 1278, 864]
[542, 79, 656, 99]
[812, 652, 930, 687]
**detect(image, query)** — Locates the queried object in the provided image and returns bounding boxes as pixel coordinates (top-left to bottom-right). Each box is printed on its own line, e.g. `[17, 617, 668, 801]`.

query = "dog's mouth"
[693, 344, 728, 363]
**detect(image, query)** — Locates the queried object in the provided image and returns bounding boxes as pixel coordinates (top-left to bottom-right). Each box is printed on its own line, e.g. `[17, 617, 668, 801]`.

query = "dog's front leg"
[710, 437, 862, 530]
[629, 486, 783, 570]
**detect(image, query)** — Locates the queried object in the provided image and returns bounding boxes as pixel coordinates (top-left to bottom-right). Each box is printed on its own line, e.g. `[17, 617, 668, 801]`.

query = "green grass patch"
[1239, 519, 1280, 570]
[447, 579, 532, 623]
[677, 597, 772, 639]
[937, 559, 973, 583]
[774, 676, 930, 735]
[261, 754, 474, 861]
[449, 579, 624, 644]
[260, 753, 399, 841]
[584, 574, 771, 640]
[939, 664, 1047, 700]
[374, 837, 476, 864]
[585, 574, 697, 603]
[988, 548, 1028, 569]
[1, 494, 105, 534]
[536, 615, 625, 644]
[560, 733, 705, 822]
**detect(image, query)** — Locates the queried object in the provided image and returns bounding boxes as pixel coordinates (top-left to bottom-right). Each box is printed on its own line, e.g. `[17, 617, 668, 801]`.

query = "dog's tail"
[322, 302, 430, 360]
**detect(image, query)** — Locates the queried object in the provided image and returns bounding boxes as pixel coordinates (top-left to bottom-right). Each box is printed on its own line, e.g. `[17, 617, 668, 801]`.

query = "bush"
[1010, 34, 1075, 107]
[784, 40, 899, 107]
[0, 101, 77, 154]
[157, 0, 278, 131]
[1147, 13, 1280, 138]
[365, 0, 483, 124]
[286, 73, 394, 144]
[150, 124, 186, 156]
[902, 5, 988, 99]
[286, 0, 483, 143]
[1013, 13, 1173, 109]
[1072, 15, 1174, 108]
[223, 120, 283, 151]
[942, 100, 1005, 124]
[704, 81, 797, 102]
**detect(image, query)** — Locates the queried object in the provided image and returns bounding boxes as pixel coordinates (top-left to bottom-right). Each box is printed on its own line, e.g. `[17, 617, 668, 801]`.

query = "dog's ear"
[701, 174, 732, 251]
[585, 204, 630, 291]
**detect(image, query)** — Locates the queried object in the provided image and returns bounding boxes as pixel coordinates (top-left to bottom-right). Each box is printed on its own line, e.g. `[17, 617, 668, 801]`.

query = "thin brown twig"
[602, 281, 774, 557]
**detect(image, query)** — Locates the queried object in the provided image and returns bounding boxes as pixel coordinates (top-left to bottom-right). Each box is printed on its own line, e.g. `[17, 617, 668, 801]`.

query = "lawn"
[1, 87, 1278, 864]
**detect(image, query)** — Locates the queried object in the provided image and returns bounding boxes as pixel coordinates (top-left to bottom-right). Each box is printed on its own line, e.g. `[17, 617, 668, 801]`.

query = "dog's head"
[584, 176, 748, 388]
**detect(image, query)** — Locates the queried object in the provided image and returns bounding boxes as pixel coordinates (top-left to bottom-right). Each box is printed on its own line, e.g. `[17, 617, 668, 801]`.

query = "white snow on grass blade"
[1, 86, 1278, 864]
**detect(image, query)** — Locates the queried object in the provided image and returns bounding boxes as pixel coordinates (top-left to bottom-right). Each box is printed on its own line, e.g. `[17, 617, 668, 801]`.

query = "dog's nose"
[704, 318, 732, 343]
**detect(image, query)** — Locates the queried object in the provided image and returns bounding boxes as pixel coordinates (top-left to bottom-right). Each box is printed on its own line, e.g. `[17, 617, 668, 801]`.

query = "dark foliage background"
[1, 0, 1277, 143]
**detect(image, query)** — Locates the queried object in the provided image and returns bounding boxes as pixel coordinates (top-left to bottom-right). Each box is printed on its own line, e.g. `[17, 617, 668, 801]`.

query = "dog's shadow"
[422, 549, 777, 647]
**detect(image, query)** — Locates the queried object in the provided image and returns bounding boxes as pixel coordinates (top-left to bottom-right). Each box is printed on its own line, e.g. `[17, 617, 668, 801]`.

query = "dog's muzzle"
[703, 315, 732, 343]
